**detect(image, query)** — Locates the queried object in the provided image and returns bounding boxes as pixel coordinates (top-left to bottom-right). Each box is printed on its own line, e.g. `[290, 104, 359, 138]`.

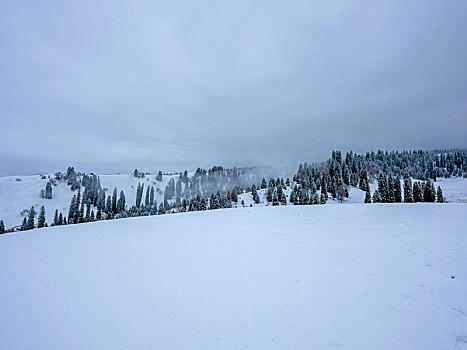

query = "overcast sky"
[1, 0, 466, 175]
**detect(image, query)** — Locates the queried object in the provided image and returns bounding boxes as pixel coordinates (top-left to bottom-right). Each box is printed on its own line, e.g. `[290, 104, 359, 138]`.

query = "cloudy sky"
[1, 0, 466, 175]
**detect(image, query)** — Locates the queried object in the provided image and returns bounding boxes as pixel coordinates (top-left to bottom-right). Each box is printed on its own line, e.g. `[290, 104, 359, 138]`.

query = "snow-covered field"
[1, 204, 466, 349]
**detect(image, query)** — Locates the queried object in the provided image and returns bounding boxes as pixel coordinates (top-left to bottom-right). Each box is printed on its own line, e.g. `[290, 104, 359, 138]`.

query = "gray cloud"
[1, 0, 466, 175]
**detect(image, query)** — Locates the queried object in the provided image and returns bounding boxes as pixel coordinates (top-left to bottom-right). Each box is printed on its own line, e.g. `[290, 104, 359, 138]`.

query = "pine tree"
[112, 187, 117, 214]
[26, 206, 36, 230]
[158, 203, 166, 214]
[0, 220, 4, 234]
[423, 180, 435, 202]
[96, 208, 102, 220]
[58, 213, 63, 225]
[266, 188, 273, 202]
[251, 185, 260, 204]
[90, 210, 95, 221]
[136, 183, 143, 208]
[364, 187, 372, 203]
[45, 182, 53, 199]
[53, 209, 59, 226]
[145, 186, 150, 206]
[387, 175, 395, 203]
[85, 202, 91, 222]
[272, 191, 279, 206]
[37, 206, 46, 228]
[79, 200, 84, 223]
[437, 186, 444, 203]
[117, 190, 126, 213]
[150, 186, 155, 206]
[372, 190, 382, 203]
[413, 182, 423, 202]
[394, 176, 402, 203]
[21, 217, 27, 231]
[378, 173, 388, 203]
[68, 195, 76, 224]
[280, 191, 287, 205]
[106, 195, 112, 213]
[403, 173, 413, 203]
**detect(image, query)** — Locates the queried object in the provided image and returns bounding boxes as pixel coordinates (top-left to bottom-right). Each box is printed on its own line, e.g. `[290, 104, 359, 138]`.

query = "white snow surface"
[1, 204, 466, 349]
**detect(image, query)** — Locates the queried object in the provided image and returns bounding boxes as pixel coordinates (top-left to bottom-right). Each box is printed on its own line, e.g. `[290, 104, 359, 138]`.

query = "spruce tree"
[378, 173, 388, 203]
[437, 186, 444, 203]
[45, 182, 53, 199]
[79, 200, 84, 223]
[372, 190, 382, 203]
[96, 208, 102, 220]
[26, 206, 36, 230]
[403, 173, 413, 203]
[68, 195, 76, 224]
[394, 176, 402, 203]
[150, 186, 155, 206]
[413, 182, 423, 202]
[106, 195, 112, 213]
[112, 187, 117, 214]
[53, 209, 59, 226]
[85, 202, 91, 222]
[0, 220, 4, 234]
[37, 206, 46, 228]
[364, 187, 372, 203]
[280, 191, 287, 205]
[117, 191, 126, 213]
[145, 187, 150, 207]
[58, 213, 63, 225]
[21, 217, 27, 231]
[272, 192, 279, 206]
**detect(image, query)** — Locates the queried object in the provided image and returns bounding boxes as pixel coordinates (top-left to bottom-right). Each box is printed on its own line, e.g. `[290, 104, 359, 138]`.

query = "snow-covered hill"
[1, 204, 466, 349]
[1, 171, 467, 230]
[0, 173, 181, 229]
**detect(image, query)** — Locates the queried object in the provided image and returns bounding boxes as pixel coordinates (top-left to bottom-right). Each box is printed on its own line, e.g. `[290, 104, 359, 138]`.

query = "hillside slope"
[1, 204, 466, 349]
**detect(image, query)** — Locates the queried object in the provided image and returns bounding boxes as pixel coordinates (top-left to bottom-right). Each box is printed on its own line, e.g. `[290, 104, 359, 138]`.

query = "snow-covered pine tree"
[26, 206, 36, 230]
[117, 190, 126, 213]
[21, 217, 27, 231]
[436, 186, 444, 203]
[112, 187, 118, 213]
[280, 191, 287, 205]
[403, 173, 413, 203]
[37, 206, 46, 228]
[378, 173, 388, 203]
[58, 213, 63, 225]
[413, 182, 423, 202]
[0, 220, 4, 234]
[45, 182, 53, 199]
[106, 195, 112, 214]
[53, 209, 59, 226]
[79, 200, 84, 223]
[394, 176, 402, 203]
[272, 191, 279, 206]
[372, 190, 382, 203]
[145, 186, 150, 207]
[364, 187, 372, 203]
[150, 186, 155, 206]
[85, 202, 91, 222]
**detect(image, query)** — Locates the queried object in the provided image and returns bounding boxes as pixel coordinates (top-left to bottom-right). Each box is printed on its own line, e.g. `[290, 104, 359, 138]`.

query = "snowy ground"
[1, 204, 466, 350]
